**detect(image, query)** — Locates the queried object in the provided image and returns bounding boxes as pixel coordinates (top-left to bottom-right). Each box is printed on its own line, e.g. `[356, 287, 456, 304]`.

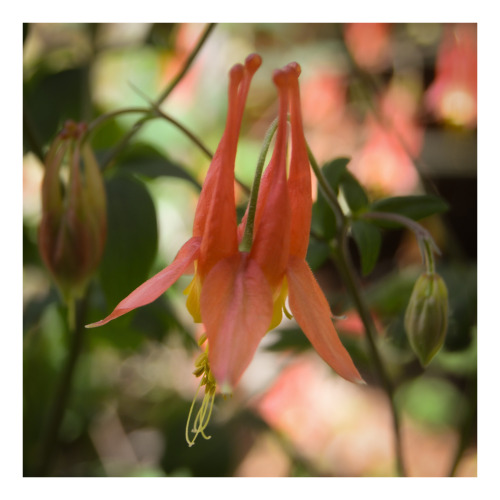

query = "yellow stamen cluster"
[185, 334, 217, 447]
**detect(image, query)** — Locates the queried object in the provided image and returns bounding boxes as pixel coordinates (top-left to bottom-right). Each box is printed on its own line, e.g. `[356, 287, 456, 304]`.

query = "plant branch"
[37, 293, 88, 476]
[240, 117, 279, 251]
[308, 147, 406, 476]
[99, 23, 216, 170]
[155, 23, 217, 106]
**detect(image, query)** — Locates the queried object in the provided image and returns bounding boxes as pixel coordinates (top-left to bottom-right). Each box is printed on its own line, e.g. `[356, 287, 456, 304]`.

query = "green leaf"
[321, 157, 350, 193]
[312, 158, 350, 240]
[116, 144, 202, 191]
[370, 195, 449, 227]
[99, 174, 158, 310]
[23, 66, 90, 150]
[318, 157, 369, 214]
[351, 220, 382, 276]
[312, 197, 337, 240]
[340, 171, 370, 213]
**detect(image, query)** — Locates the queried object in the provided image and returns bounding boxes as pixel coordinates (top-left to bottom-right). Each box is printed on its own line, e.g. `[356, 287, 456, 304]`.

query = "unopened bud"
[38, 121, 107, 300]
[404, 272, 448, 366]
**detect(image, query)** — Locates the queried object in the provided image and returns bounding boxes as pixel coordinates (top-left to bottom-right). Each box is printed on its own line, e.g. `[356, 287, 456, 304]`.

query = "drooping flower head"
[87, 55, 362, 446]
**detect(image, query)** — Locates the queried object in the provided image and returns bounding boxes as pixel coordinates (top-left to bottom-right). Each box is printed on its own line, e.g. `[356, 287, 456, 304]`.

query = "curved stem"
[363, 211, 440, 274]
[363, 211, 440, 254]
[153, 108, 214, 160]
[240, 117, 279, 251]
[308, 147, 406, 476]
[99, 23, 216, 170]
[37, 293, 88, 476]
[86, 107, 152, 137]
[307, 144, 344, 227]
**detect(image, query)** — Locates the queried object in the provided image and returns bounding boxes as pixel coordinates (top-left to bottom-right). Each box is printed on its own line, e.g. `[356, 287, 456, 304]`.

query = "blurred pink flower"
[349, 81, 423, 196]
[426, 24, 477, 127]
[344, 23, 391, 71]
[256, 356, 394, 476]
[300, 70, 358, 163]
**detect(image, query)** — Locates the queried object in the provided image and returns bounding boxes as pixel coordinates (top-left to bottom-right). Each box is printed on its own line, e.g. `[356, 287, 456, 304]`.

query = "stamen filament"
[185, 341, 217, 447]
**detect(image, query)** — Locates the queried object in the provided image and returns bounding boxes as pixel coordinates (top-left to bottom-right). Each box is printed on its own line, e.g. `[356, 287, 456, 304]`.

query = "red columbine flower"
[87, 55, 362, 444]
[39, 120, 107, 301]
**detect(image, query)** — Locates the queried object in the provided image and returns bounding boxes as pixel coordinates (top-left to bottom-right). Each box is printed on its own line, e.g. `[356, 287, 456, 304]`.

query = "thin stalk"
[86, 107, 152, 137]
[363, 211, 440, 255]
[99, 23, 216, 170]
[240, 117, 279, 251]
[309, 147, 406, 476]
[333, 230, 406, 477]
[362, 211, 440, 274]
[307, 144, 344, 227]
[37, 293, 88, 476]
[151, 108, 249, 194]
[155, 23, 216, 106]
[153, 108, 214, 160]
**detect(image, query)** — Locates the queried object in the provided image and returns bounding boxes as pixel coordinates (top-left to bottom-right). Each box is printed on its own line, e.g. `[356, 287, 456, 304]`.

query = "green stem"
[99, 23, 216, 170]
[307, 145, 344, 227]
[309, 148, 406, 477]
[37, 293, 88, 476]
[240, 117, 279, 251]
[86, 107, 152, 137]
[155, 23, 216, 106]
[362, 211, 440, 273]
[153, 108, 214, 160]
[333, 231, 406, 477]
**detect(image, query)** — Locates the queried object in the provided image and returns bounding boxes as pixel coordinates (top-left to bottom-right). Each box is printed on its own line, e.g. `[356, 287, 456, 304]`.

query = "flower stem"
[240, 117, 279, 251]
[308, 148, 406, 477]
[36, 293, 88, 476]
[333, 231, 406, 477]
[99, 23, 217, 170]
[362, 211, 440, 274]
[153, 108, 214, 160]
[155, 23, 216, 106]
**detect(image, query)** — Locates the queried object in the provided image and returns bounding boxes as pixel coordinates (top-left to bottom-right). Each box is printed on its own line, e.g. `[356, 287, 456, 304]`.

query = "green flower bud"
[404, 272, 448, 366]
[38, 121, 107, 301]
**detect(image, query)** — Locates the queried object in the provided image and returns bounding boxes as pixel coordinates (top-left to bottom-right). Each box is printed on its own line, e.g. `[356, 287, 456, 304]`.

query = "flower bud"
[404, 272, 448, 366]
[38, 121, 107, 300]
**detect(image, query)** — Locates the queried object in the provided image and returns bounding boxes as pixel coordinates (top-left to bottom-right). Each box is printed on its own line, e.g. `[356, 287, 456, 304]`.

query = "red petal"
[286, 256, 363, 383]
[86, 236, 201, 328]
[250, 69, 291, 290]
[200, 253, 273, 392]
[287, 66, 312, 260]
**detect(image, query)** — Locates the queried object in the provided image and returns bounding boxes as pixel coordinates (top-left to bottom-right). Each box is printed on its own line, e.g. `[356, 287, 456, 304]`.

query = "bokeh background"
[23, 23, 477, 477]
